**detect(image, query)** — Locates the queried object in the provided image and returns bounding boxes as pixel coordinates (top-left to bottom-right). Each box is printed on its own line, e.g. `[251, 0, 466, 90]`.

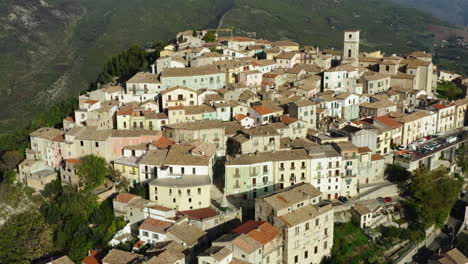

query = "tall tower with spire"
[342, 30, 360, 67]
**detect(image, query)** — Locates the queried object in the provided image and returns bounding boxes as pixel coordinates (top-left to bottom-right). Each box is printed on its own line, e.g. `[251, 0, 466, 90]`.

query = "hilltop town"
[15, 29, 468, 264]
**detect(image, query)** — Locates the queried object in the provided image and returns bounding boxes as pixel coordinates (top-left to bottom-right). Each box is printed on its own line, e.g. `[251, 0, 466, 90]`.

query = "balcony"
[279, 167, 285, 171]
[233, 174, 241, 178]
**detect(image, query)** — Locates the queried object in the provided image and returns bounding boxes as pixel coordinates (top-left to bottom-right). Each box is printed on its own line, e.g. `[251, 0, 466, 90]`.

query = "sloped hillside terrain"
[221, 0, 438, 52]
[388, 0, 468, 26]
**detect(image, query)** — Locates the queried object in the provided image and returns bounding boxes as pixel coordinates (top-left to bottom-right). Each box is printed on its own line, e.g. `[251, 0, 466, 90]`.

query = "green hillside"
[0, 0, 451, 133]
[387, 0, 468, 26]
[222, 0, 438, 52]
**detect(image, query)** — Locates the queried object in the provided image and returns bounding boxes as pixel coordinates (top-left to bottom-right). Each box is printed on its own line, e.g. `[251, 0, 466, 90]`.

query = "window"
[143, 231, 149, 237]
[314, 246, 318, 254]
[315, 218, 319, 226]
[295, 227, 300, 235]
[324, 241, 328, 249]
[192, 168, 196, 174]
[294, 255, 298, 263]
[152, 233, 158, 239]
[304, 250, 308, 259]
[305, 223, 309, 231]
[263, 165, 268, 173]
[80, 141, 84, 147]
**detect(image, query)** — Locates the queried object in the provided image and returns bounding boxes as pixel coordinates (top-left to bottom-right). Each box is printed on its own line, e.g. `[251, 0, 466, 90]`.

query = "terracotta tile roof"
[133, 240, 145, 249]
[117, 107, 134, 116]
[281, 115, 298, 125]
[232, 234, 262, 254]
[139, 217, 174, 234]
[180, 207, 218, 220]
[432, 103, 446, 110]
[232, 220, 280, 245]
[64, 116, 75, 122]
[358, 147, 372, 153]
[65, 159, 81, 164]
[235, 114, 249, 121]
[114, 192, 142, 203]
[218, 36, 255, 42]
[82, 250, 102, 264]
[252, 105, 274, 115]
[84, 100, 99, 104]
[151, 136, 175, 149]
[371, 153, 384, 161]
[374, 115, 403, 129]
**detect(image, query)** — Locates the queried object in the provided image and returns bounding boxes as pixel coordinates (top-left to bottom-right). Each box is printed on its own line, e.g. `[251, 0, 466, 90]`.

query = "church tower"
[342, 30, 360, 67]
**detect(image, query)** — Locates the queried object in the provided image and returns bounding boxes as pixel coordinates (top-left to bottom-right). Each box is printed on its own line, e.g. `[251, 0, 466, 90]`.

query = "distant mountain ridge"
[0, 0, 453, 133]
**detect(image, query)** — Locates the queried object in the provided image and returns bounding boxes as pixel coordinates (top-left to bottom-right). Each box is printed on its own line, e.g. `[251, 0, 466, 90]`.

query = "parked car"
[415, 138, 426, 144]
[425, 136, 431, 140]
[376, 197, 384, 203]
[338, 196, 348, 203]
[384, 197, 392, 203]
[398, 145, 407, 150]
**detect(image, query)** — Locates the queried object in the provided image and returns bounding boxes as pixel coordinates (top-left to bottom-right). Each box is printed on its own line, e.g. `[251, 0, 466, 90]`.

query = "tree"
[202, 31, 217, 42]
[436, 81, 463, 100]
[330, 222, 385, 264]
[0, 210, 53, 263]
[385, 164, 411, 183]
[109, 166, 130, 192]
[406, 168, 463, 228]
[76, 155, 109, 189]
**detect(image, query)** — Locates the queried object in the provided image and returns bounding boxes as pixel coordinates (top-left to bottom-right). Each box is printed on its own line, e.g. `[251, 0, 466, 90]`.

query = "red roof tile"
[252, 105, 274, 115]
[232, 220, 264, 234]
[151, 136, 175, 149]
[114, 192, 141, 203]
[84, 100, 99, 105]
[235, 114, 248, 121]
[433, 103, 446, 110]
[374, 115, 403, 129]
[139, 217, 173, 233]
[117, 107, 134, 116]
[133, 241, 145, 249]
[180, 207, 218, 220]
[358, 147, 371, 153]
[64, 116, 75, 122]
[233, 221, 281, 245]
[282, 115, 298, 125]
[371, 153, 384, 161]
[65, 159, 81, 164]
[82, 250, 102, 264]
[246, 222, 281, 245]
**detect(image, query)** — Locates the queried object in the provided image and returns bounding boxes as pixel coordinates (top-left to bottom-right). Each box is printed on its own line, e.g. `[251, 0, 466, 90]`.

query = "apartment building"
[255, 184, 334, 264]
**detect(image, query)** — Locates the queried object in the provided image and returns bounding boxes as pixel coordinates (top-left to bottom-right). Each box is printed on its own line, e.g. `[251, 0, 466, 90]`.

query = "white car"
[415, 138, 426, 144]
[398, 145, 407, 150]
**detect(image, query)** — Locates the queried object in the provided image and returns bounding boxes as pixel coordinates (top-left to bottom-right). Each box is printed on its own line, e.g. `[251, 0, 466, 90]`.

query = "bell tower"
[342, 30, 360, 67]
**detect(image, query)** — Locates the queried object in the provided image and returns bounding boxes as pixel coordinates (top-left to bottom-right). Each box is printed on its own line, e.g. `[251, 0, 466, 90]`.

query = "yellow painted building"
[149, 175, 211, 211]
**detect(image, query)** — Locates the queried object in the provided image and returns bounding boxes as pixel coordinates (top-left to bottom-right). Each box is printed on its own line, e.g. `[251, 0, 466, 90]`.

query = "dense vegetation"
[0, 210, 54, 264]
[329, 222, 385, 264]
[405, 168, 463, 229]
[388, 0, 468, 25]
[436, 81, 464, 100]
[41, 181, 126, 262]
